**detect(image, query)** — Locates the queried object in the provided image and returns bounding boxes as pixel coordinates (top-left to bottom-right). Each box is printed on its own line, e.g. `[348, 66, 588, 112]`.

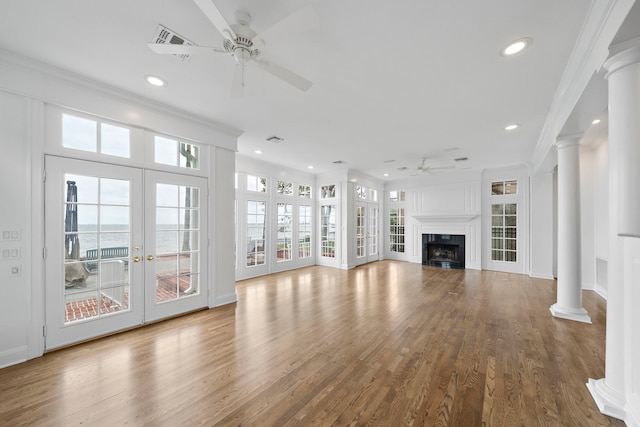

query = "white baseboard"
[593, 283, 608, 300]
[530, 272, 555, 280]
[212, 293, 237, 307]
[0, 345, 28, 369]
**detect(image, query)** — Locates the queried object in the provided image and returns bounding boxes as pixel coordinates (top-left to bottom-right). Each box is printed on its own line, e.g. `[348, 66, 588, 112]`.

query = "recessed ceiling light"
[505, 124, 519, 131]
[254, 150, 263, 154]
[501, 38, 531, 56]
[145, 74, 166, 87]
[383, 173, 389, 177]
[592, 119, 601, 125]
[307, 165, 314, 169]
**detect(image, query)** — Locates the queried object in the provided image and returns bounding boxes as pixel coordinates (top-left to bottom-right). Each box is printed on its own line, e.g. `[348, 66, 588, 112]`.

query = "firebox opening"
[422, 234, 465, 269]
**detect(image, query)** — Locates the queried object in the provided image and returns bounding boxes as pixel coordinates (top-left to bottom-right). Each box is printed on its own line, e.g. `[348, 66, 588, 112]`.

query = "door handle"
[146, 255, 155, 261]
[132, 256, 141, 263]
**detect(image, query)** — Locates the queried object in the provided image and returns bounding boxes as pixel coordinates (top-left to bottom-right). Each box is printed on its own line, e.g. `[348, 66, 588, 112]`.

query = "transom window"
[298, 184, 311, 198]
[389, 190, 405, 202]
[154, 136, 200, 169]
[277, 181, 293, 195]
[247, 175, 267, 193]
[321, 185, 336, 198]
[356, 185, 377, 201]
[491, 180, 517, 195]
[63, 114, 130, 158]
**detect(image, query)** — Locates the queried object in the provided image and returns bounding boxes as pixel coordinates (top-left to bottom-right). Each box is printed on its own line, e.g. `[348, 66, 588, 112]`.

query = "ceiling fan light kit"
[148, 0, 317, 96]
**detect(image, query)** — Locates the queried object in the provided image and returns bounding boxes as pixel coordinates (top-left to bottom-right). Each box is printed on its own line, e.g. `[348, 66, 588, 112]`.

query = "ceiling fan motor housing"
[227, 20, 260, 64]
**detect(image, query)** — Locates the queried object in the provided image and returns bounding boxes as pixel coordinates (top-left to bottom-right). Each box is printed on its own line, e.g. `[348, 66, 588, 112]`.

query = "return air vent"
[152, 24, 194, 63]
[266, 136, 284, 143]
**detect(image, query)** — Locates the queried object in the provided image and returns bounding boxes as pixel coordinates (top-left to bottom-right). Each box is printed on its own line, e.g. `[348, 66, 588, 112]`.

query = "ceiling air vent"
[454, 157, 468, 162]
[333, 160, 346, 165]
[152, 24, 194, 63]
[266, 136, 284, 143]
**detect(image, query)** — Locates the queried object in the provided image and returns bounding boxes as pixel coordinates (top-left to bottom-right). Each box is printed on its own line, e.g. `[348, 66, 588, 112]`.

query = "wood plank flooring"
[0, 261, 623, 426]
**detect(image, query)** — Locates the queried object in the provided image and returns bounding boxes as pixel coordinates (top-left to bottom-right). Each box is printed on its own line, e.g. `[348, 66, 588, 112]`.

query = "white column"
[587, 38, 640, 423]
[550, 135, 591, 323]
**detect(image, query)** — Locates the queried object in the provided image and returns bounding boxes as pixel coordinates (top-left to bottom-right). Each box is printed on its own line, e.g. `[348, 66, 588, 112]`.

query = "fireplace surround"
[422, 234, 465, 269]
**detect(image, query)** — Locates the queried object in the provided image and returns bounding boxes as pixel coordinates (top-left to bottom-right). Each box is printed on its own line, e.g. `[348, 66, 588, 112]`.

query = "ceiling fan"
[147, 0, 318, 96]
[413, 158, 455, 174]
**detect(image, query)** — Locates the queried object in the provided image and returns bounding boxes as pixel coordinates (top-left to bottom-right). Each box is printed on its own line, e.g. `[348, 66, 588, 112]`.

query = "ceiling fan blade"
[429, 166, 455, 170]
[192, 0, 236, 41]
[254, 5, 319, 48]
[147, 43, 225, 55]
[231, 64, 244, 98]
[255, 58, 312, 92]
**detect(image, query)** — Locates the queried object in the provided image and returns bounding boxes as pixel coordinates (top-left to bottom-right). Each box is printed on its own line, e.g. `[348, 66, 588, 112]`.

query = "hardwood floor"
[0, 261, 622, 426]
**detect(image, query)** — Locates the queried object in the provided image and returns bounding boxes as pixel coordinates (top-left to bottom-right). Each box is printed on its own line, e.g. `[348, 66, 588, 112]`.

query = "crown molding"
[531, 0, 635, 173]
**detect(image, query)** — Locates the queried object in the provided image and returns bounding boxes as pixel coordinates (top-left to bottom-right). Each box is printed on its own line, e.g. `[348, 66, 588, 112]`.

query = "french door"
[355, 203, 379, 266]
[44, 156, 208, 349]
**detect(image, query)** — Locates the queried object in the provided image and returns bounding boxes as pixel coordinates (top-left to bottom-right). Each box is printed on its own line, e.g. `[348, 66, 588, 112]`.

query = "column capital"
[605, 37, 640, 77]
[555, 133, 583, 149]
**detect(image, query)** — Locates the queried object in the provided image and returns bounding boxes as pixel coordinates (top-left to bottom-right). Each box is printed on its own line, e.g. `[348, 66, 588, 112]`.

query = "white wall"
[388, 171, 482, 270]
[211, 147, 238, 306]
[0, 90, 33, 367]
[593, 141, 609, 297]
[0, 52, 240, 367]
[580, 145, 597, 290]
[530, 170, 555, 279]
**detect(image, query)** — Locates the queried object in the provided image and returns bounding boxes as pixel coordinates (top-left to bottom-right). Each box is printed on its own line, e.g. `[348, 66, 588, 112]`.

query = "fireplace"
[422, 234, 465, 269]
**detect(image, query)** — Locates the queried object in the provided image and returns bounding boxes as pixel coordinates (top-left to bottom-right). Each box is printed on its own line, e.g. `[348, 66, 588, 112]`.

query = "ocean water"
[68, 224, 197, 258]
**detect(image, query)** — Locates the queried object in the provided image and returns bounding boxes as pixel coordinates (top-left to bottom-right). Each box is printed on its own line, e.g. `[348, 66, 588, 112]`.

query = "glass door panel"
[356, 205, 366, 259]
[144, 171, 208, 322]
[368, 206, 378, 261]
[45, 156, 144, 350]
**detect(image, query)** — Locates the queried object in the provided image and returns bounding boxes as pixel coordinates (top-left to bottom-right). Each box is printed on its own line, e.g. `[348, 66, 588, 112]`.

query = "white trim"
[412, 214, 479, 222]
[532, 0, 636, 172]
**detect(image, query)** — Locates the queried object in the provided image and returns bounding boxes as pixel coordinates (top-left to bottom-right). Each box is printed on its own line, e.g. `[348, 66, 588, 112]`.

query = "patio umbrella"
[64, 180, 79, 260]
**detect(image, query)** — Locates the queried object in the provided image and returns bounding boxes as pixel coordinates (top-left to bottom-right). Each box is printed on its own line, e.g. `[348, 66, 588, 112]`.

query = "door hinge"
[43, 247, 47, 259]
[43, 325, 47, 337]
[42, 169, 46, 182]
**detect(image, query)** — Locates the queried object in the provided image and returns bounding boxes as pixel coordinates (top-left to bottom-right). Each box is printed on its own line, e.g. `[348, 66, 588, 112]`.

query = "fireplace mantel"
[412, 213, 479, 223]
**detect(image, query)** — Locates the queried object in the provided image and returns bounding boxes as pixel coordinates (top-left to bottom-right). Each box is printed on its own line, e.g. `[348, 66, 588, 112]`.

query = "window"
[276, 203, 293, 262]
[389, 208, 405, 253]
[246, 201, 266, 266]
[298, 205, 312, 258]
[491, 203, 517, 262]
[63, 114, 130, 158]
[154, 136, 200, 169]
[276, 181, 293, 196]
[491, 180, 517, 195]
[356, 206, 365, 257]
[298, 184, 311, 198]
[247, 175, 267, 193]
[356, 186, 367, 200]
[389, 190, 405, 202]
[321, 205, 336, 257]
[321, 185, 336, 198]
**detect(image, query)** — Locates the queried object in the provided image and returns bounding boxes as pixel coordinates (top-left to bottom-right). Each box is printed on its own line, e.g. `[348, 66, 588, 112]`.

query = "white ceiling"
[0, 0, 633, 179]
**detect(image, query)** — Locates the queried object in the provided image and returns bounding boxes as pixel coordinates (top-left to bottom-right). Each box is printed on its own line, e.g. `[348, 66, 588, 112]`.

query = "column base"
[587, 378, 626, 421]
[549, 303, 592, 323]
